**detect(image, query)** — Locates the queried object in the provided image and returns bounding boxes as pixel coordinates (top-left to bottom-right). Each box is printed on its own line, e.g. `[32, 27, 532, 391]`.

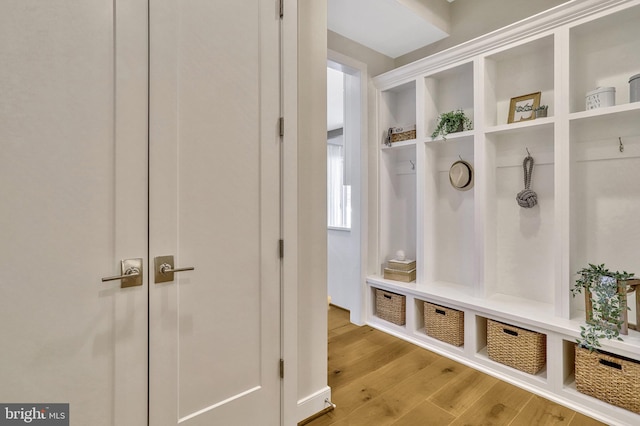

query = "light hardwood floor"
[302, 306, 606, 426]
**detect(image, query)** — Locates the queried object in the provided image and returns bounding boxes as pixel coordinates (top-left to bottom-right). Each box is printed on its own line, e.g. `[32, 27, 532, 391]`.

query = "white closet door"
[0, 1, 149, 425]
[148, 0, 282, 424]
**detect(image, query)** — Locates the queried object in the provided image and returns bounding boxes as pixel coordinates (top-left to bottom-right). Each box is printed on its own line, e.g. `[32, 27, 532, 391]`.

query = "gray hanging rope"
[516, 155, 537, 208]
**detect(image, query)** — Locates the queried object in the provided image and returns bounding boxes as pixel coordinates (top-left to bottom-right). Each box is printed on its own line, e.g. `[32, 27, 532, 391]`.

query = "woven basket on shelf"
[390, 130, 416, 142]
[575, 346, 640, 414]
[424, 302, 464, 346]
[383, 267, 416, 283]
[487, 319, 546, 375]
[375, 288, 406, 326]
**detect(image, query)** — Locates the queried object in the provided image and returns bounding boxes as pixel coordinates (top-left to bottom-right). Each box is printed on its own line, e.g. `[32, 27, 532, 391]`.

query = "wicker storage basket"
[424, 302, 464, 346]
[390, 130, 416, 142]
[375, 288, 406, 325]
[575, 346, 640, 413]
[487, 319, 546, 374]
[389, 125, 416, 143]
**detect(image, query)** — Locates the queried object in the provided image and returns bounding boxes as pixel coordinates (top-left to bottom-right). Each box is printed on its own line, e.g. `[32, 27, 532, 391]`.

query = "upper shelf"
[379, 81, 417, 145]
[381, 139, 417, 151]
[426, 130, 474, 144]
[423, 62, 474, 140]
[485, 116, 554, 136]
[569, 101, 640, 122]
[568, 3, 640, 114]
[570, 102, 640, 142]
[483, 35, 554, 128]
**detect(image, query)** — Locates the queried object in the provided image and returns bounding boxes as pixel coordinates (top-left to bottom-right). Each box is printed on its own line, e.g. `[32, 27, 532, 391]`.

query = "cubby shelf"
[369, 1, 640, 425]
[569, 101, 640, 122]
[484, 116, 554, 135]
[425, 129, 474, 144]
[380, 139, 417, 150]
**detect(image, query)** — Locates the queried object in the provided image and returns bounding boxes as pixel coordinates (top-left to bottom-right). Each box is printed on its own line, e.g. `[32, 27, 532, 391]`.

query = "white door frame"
[281, 0, 298, 424]
[283, 1, 335, 422]
[327, 49, 369, 326]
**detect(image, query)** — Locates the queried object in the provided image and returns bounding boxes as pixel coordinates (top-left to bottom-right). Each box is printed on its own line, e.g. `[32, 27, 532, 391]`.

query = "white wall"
[328, 228, 360, 310]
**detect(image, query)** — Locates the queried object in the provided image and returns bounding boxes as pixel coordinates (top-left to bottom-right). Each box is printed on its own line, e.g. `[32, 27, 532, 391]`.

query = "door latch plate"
[154, 255, 174, 284]
[121, 258, 143, 288]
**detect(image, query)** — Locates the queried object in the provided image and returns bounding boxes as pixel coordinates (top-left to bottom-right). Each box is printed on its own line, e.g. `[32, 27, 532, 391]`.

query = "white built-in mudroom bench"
[367, 1, 640, 424]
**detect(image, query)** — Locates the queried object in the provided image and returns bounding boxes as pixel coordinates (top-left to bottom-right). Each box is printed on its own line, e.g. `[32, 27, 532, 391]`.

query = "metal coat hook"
[619, 137, 624, 153]
[409, 160, 415, 170]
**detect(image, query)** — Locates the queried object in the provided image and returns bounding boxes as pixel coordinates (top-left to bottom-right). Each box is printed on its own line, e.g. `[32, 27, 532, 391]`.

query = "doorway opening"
[326, 53, 367, 325]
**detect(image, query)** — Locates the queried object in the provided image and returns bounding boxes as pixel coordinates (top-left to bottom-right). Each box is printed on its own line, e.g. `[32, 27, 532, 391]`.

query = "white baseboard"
[297, 386, 332, 422]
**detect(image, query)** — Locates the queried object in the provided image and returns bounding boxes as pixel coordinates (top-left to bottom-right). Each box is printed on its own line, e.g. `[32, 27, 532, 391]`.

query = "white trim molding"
[374, 0, 639, 89]
[297, 386, 332, 423]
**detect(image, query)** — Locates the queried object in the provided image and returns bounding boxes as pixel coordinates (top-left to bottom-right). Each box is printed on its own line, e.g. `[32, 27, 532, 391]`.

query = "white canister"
[630, 74, 640, 103]
[585, 87, 616, 110]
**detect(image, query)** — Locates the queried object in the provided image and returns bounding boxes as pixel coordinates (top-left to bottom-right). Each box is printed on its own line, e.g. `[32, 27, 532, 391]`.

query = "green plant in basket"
[571, 263, 635, 351]
[430, 109, 473, 140]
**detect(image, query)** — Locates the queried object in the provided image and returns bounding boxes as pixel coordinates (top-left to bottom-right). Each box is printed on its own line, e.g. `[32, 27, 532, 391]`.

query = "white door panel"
[149, 0, 281, 424]
[0, 1, 148, 425]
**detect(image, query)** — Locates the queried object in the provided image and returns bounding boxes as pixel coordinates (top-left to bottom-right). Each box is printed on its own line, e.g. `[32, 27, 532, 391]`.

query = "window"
[327, 67, 351, 229]
[327, 129, 351, 229]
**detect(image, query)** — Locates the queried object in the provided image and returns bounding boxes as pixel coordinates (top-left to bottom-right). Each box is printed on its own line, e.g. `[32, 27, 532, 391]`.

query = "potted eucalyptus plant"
[571, 263, 635, 351]
[430, 109, 473, 140]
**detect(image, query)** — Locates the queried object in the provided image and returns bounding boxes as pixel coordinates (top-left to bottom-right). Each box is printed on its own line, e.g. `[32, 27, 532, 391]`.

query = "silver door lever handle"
[154, 255, 194, 283]
[159, 263, 195, 274]
[101, 258, 144, 288]
[102, 267, 140, 282]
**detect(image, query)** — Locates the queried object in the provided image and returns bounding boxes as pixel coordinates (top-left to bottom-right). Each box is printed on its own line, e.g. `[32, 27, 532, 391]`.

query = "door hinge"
[280, 359, 284, 378]
[279, 116, 284, 137]
[279, 239, 284, 259]
[279, 0, 283, 18]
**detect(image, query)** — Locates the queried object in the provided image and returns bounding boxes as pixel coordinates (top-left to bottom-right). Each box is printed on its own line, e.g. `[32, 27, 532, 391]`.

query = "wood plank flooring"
[302, 306, 605, 426]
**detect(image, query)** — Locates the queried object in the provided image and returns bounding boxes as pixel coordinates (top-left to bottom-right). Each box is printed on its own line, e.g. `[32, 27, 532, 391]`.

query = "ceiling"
[327, 0, 453, 59]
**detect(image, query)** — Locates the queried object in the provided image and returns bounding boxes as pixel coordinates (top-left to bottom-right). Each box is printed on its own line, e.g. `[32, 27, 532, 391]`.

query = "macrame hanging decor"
[516, 154, 538, 208]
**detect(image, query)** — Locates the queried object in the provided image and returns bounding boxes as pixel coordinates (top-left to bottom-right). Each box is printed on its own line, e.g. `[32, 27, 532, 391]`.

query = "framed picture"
[508, 92, 541, 123]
